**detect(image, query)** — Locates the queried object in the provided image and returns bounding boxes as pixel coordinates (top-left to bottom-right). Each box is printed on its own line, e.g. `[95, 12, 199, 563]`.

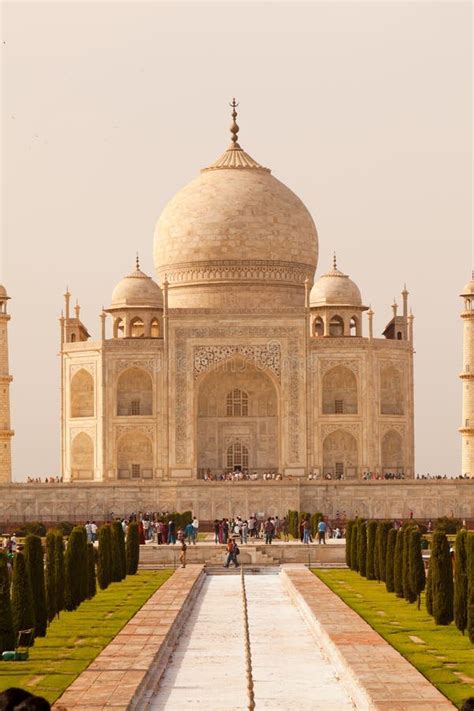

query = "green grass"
[315, 569, 474, 709]
[0, 570, 173, 703]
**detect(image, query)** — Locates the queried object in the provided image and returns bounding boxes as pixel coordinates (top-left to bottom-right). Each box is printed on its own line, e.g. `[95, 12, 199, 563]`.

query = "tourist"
[241, 520, 248, 544]
[167, 518, 176, 545]
[248, 515, 255, 538]
[85, 521, 92, 542]
[282, 516, 289, 542]
[317, 518, 327, 544]
[179, 539, 187, 568]
[192, 515, 199, 545]
[213, 519, 220, 544]
[185, 520, 194, 545]
[303, 517, 311, 545]
[222, 518, 229, 544]
[264, 518, 275, 544]
[90, 521, 98, 542]
[224, 538, 239, 568]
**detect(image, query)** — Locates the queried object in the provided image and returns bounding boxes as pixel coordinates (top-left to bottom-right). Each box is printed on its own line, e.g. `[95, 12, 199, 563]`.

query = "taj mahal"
[0, 103, 473, 520]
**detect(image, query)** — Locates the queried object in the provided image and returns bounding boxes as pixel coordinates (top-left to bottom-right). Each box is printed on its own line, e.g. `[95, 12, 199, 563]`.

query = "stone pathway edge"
[53, 565, 205, 711]
[280, 565, 455, 710]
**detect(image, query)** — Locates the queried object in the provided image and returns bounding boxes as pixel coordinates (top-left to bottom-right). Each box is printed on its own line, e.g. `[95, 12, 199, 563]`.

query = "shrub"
[345, 520, 354, 569]
[86, 543, 96, 599]
[351, 520, 359, 572]
[24, 535, 47, 637]
[403, 526, 417, 603]
[77, 527, 88, 604]
[11, 551, 35, 638]
[64, 527, 86, 611]
[25, 522, 46, 537]
[0, 551, 15, 654]
[366, 521, 377, 580]
[435, 516, 461, 535]
[57, 521, 74, 536]
[377, 522, 393, 583]
[45, 531, 56, 623]
[111, 521, 126, 582]
[97, 524, 112, 590]
[394, 528, 404, 598]
[54, 531, 65, 616]
[454, 528, 468, 635]
[358, 521, 367, 577]
[430, 530, 454, 625]
[466, 532, 474, 643]
[409, 529, 426, 609]
[426, 555, 433, 616]
[385, 528, 397, 592]
[126, 522, 140, 575]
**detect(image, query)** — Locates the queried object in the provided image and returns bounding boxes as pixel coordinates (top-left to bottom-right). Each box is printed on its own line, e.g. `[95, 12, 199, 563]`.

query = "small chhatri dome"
[461, 271, 474, 296]
[0, 284, 9, 300]
[310, 256, 362, 307]
[154, 100, 318, 310]
[110, 258, 163, 308]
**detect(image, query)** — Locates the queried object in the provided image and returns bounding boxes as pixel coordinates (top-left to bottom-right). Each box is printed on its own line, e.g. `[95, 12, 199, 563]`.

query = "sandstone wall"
[0, 480, 472, 523]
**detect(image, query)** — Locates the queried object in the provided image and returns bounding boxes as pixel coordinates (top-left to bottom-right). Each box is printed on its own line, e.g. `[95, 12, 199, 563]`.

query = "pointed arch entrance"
[196, 356, 280, 476]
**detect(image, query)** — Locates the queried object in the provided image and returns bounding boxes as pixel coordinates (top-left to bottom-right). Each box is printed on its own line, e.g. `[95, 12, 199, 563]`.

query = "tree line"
[345, 519, 474, 642]
[0, 521, 140, 655]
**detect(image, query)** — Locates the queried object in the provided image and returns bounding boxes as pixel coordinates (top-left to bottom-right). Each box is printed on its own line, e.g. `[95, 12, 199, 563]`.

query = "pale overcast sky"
[2, 1, 472, 479]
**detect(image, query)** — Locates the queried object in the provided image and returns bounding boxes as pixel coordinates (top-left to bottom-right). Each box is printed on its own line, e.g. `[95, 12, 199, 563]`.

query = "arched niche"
[313, 317, 324, 337]
[322, 429, 358, 479]
[117, 368, 153, 416]
[380, 366, 404, 415]
[381, 429, 404, 473]
[322, 365, 358, 414]
[71, 432, 94, 480]
[117, 432, 153, 479]
[130, 317, 145, 338]
[70, 369, 94, 418]
[150, 318, 160, 338]
[329, 315, 344, 337]
[196, 357, 279, 475]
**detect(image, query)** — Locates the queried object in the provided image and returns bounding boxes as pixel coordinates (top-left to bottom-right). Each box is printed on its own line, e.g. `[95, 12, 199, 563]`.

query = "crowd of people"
[199, 469, 282, 481]
[25, 476, 63, 484]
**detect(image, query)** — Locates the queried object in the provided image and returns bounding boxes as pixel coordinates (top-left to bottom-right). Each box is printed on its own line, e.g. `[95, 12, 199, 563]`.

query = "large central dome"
[153, 103, 318, 309]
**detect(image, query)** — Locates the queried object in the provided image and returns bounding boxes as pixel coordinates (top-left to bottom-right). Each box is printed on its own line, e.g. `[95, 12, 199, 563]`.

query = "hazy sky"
[2, 1, 472, 479]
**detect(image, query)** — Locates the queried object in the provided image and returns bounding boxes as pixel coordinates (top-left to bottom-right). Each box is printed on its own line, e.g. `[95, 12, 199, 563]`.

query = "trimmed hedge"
[408, 528, 425, 609]
[385, 527, 397, 593]
[466, 532, 474, 643]
[54, 531, 65, 616]
[366, 521, 377, 580]
[11, 551, 35, 638]
[454, 528, 468, 635]
[430, 530, 454, 625]
[345, 520, 354, 569]
[64, 526, 87, 611]
[24, 535, 47, 637]
[87, 543, 96, 600]
[357, 521, 367, 577]
[97, 524, 112, 590]
[126, 522, 140, 575]
[394, 528, 404, 598]
[45, 531, 56, 622]
[0, 551, 15, 653]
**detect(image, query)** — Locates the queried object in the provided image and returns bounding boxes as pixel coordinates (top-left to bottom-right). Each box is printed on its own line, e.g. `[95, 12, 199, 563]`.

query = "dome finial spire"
[333, 251, 337, 270]
[136, 252, 140, 270]
[229, 98, 240, 148]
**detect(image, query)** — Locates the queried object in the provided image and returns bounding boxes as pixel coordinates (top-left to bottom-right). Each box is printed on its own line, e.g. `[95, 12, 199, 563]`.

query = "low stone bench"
[53, 565, 205, 710]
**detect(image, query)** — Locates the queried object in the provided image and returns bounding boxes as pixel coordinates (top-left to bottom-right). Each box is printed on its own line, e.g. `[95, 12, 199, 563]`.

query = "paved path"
[150, 574, 355, 710]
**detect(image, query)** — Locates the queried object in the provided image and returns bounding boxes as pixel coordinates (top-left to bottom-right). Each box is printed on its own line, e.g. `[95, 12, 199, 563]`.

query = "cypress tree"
[394, 528, 405, 598]
[366, 521, 377, 580]
[345, 520, 353, 569]
[0, 551, 15, 654]
[97, 524, 112, 590]
[403, 526, 417, 603]
[378, 522, 392, 583]
[454, 528, 468, 634]
[374, 522, 382, 581]
[24, 535, 47, 637]
[86, 543, 96, 599]
[11, 551, 35, 638]
[111, 521, 126, 582]
[358, 521, 367, 577]
[126, 521, 140, 575]
[54, 531, 65, 616]
[77, 527, 88, 604]
[351, 520, 359, 572]
[431, 530, 454, 625]
[64, 527, 84, 611]
[45, 531, 56, 623]
[409, 529, 426, 609]
[466, 532, 474, 643]
[426, 554, 433, 616]
[385, 527, 397, 592]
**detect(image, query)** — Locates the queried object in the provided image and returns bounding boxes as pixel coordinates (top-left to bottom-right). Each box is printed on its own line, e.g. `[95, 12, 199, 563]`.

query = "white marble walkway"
[150, 573, 355, 710]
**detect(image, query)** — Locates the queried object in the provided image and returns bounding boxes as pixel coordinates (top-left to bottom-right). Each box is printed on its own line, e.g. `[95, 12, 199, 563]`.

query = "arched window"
[117, 368, 153, 416]
[322, 365, 358, 414]
[150, 318, 160, 338]
[349, 317, 358, 336]
[397, 332, 402, 340]
[114, 318, 124, 338]
[226, 388, 249, 416]
[71, 432, 94, 480]
[329, 315, 344, 337]
[227, 442, 249, 471]
[130, 317, 145, 338]
[322, 429, 358, 479]
[70, 369, 94, 418]
[71, 333, 76, 343]
[117, 432, 153, 479]
[380, 366, 404, 415]
[381, 430, 403, 474]
[313, 317, 324, 337]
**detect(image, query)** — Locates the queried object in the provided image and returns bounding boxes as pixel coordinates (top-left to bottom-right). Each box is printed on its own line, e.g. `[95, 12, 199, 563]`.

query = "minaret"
[0, 285, 13, 482]
[460, 273, 474, 477]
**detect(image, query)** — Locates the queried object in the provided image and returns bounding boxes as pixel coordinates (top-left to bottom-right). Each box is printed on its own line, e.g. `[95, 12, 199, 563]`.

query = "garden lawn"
[315, 569, 474, 710]
[0, 570, 173, 704]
